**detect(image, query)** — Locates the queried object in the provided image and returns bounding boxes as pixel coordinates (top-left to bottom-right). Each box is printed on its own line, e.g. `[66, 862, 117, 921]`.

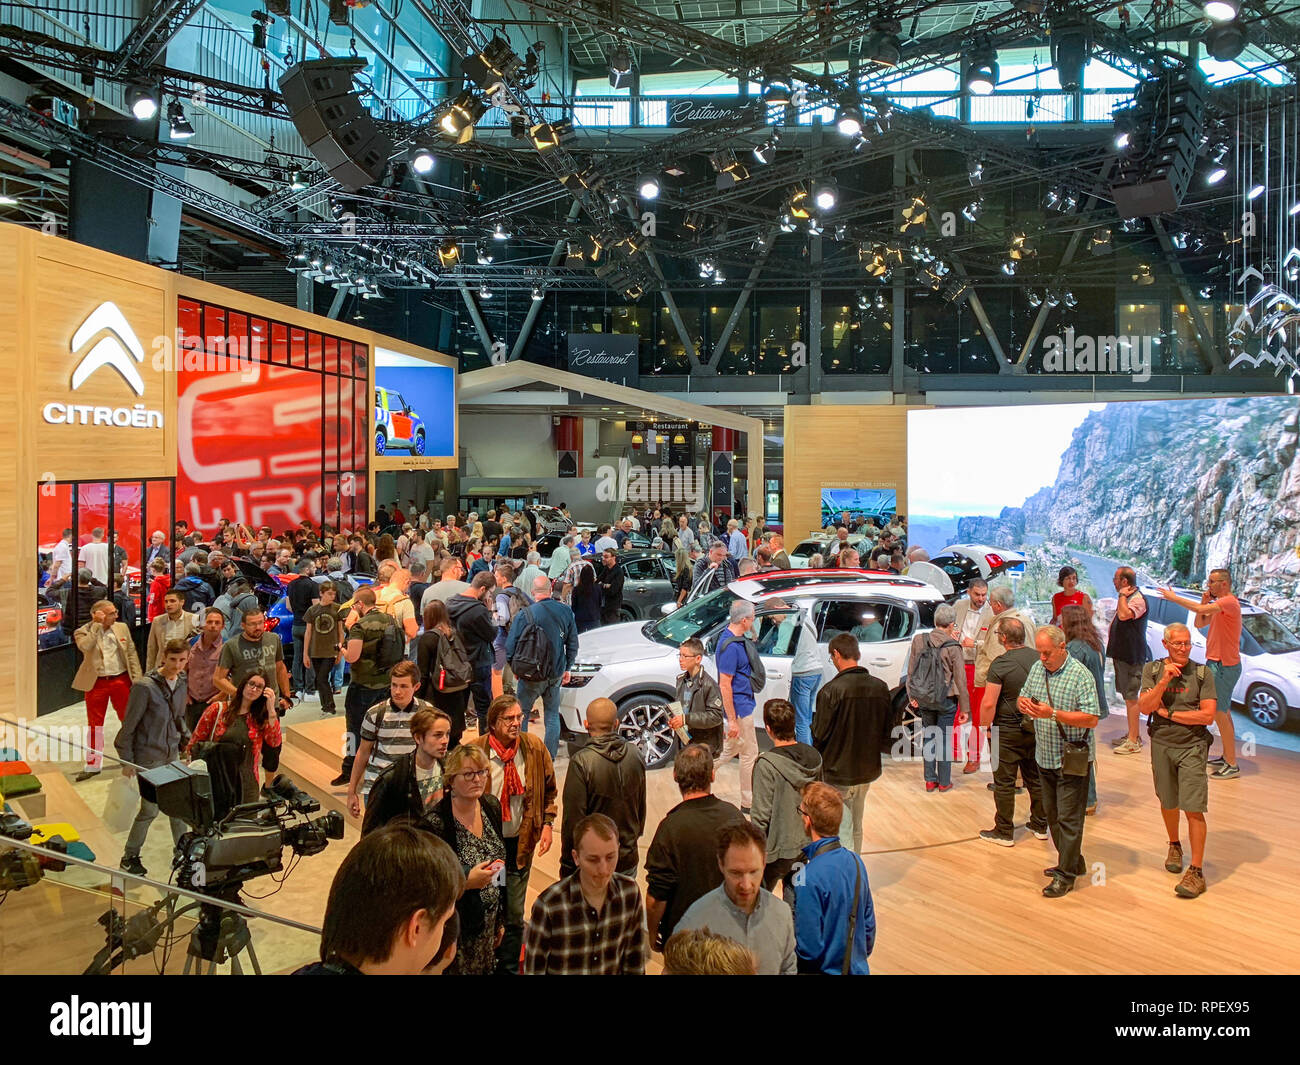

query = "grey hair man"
[715, 599, 759, 811]
[974, 585, 1037, 687]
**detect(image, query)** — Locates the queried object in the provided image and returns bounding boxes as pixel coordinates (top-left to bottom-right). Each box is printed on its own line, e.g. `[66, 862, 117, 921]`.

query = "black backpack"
[435, 629, 474, 690]
[499, 586, 533, 633]
[716, 628, 767, 692]
[509, 605, 556, 683]
[364, 611, 406, 672]
[909, 637, 958, 710]
[178, 577, 214, 612]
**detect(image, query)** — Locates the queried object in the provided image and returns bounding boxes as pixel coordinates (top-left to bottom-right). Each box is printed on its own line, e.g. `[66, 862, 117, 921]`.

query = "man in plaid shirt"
[1017, 625, 1100, 899]
[523, 813, 646, 975]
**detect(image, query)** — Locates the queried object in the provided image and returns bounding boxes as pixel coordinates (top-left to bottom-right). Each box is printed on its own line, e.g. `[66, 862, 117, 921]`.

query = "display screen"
[820, 488, 897, 529]
[373, 348, 456, 465]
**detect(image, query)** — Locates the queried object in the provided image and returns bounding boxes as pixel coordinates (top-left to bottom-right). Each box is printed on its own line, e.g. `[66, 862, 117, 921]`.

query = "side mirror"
[660, 602, 676, 616]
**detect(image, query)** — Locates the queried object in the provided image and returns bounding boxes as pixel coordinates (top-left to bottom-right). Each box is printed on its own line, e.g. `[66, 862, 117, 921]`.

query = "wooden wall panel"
[0, 230, 28, 722]
[783, 406, 911, 540]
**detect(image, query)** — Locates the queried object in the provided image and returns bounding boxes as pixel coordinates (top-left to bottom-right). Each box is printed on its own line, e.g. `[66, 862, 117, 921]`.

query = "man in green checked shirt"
[1017, 625, 1101, 899]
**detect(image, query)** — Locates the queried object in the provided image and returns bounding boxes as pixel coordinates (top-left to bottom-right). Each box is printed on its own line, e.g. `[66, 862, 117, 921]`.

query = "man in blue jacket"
[506, 574, 579, 759]
[794, 781, 875, 974]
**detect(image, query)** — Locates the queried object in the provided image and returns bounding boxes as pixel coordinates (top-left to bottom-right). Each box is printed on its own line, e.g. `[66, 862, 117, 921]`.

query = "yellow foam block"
[30, 822, 81, 845]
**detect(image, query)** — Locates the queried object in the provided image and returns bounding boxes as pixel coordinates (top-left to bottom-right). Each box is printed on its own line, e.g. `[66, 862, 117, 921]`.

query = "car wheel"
[413, 430, 426, 456]
[1246, 683, 1289, 730]
[889, 689, 923, 757]
[375, 428, 387, 455]
[617, 693, 677, 769]
[619, 605, 637, 622]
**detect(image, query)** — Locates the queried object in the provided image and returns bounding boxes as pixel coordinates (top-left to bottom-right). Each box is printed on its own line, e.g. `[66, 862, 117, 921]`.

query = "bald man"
[560, 697, 647, 879]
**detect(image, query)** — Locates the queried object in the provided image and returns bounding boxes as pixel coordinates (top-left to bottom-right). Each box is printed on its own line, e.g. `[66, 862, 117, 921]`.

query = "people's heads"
[907, 546, 930, 565]
[240, 608, 267, 639]
[678, 515, 689, 528]
[737, 558, 758, 576]
[709, 542, 727, 563]
[763, 698, 796, 741]
[967, 578, 988, 609]
[389, 660, 420, 703]
[1034, 625, 1068, 672]
[440, 555, 465, 580]
[870, 549, 892, 570]
[673, 742, 715, 796]
[233, 670, 271, 719]
[493, 561, 515, 588]
[90, 598, 117, 625]
[828, 632, 860, 670]
[717, 821, 767, 912]
[1057, 565, 1079, 593]
[584, 697, 618, 736]
[1058, 604, 1093, 647]
[1208, 568, 1232, 592]
[488, 694, 523, 743]
[562, 534, 576, 549]
[662, 929, 757, 975]
[839, 548, 860, 569]
[319, 824, 463, 975]
[999, 617, 1027, 648]
[443, 744, 491, 800]
[203, 606, 225, 635]
[728, 598, 755, 634]
[571, 813, 619, 889]
[529, 574, 551, 601]
[800, 781, 844, 840]
[678, 637, 705, 673]
[1162, 622, 1193, 665]
[754, 547, 773, 568]
[988, 585, 1015, 614]
[424, 598, 454, 634]
[469, 571, 497, 599]
[411, 708, 453, 762]
[1113, 565, 1137, 592]
[159, 638, 190, 676]
[91, 526, 105, 542]
[163, 589, 186, 615]
[353, 586, 377, 612]
[933, 603, 956, 630]
[602, 549, 618, 568]
[376, 561, 397, 585]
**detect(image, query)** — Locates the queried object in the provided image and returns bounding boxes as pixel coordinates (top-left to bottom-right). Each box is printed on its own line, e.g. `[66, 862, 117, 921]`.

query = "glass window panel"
[203, 306, 226, 349]
[307, 331, 323, 372]
[323, 335, 339, 375]
[290, 328, 306, 369]
[270, 322, 288, 365]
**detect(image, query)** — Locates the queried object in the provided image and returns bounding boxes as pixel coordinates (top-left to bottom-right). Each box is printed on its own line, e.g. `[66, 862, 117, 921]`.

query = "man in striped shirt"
[347, 660, 433, 819]
[523, 813, 646, 975]
[1017, 625, 1100, 899]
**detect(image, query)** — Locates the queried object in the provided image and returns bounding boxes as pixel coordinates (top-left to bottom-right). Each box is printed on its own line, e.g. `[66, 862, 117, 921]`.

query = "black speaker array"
[278, 59, 393, 191]
[1110, 64, 1205, 218]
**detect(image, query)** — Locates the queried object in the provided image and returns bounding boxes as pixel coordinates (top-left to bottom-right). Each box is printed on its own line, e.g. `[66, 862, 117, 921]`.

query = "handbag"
[1044, 672, 1090, 777]
[103, 773, 139, 833]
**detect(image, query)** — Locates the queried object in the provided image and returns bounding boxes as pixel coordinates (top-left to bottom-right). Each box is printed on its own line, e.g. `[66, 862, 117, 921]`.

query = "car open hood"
[573, 621, 673, 667]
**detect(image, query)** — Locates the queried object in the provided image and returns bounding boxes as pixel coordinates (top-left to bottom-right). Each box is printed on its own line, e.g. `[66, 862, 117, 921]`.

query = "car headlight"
[564, 663, 602, 688]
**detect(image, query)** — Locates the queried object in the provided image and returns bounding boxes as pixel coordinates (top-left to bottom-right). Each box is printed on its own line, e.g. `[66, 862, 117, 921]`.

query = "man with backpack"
[335, 586, 405, 787]
[448, 573, 500, 736]
[907, 604, 971, 793]
[173, 562, 215, 612]
[213, 575, 260, 642]
[492, 561, 533, 699]
[813, 634, 893, 854]
[714, 599, 761, 813]
[506, 574, 579, 759]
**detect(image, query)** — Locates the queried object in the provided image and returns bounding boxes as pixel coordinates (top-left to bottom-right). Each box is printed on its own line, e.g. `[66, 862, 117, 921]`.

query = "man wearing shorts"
[1107, 566, 1149, 755]
[1138, 623, 1218, 898]
[1159, 570, 1242, 778]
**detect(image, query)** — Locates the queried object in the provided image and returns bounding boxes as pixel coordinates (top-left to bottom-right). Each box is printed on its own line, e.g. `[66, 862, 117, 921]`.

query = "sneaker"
[1025, 823, 1049, 840]
[925, 782, 937, 792]
[1110, 733, 1134, 747]
[979, 829, 1014, 847]
[119, 855, 147, 877]
[936, 783, 954, 792]
[1207, 754, 1227, 767]
[1113, 737, 1143, 755]
[329, 772, 349, 787]
[1175, 866, 1207, 898]
[1085, 803, 1098, 816]
[1210, 763, 1240, 779]
[74, 769, 101, 782]
[1164, 842, 1184, 873]
[962, 760, 980, 774]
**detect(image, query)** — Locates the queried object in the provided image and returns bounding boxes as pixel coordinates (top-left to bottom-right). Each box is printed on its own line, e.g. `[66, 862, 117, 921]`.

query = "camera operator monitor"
[140, 761, 214, 829]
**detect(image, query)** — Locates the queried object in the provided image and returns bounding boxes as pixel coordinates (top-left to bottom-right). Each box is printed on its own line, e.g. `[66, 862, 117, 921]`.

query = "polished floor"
[5, 696, 1297, 974]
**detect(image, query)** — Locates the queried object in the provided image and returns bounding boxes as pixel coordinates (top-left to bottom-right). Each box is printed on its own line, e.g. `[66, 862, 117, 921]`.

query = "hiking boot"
[1174, 866, 1207, 898]
[1113, 737, 1143, 755]
[979, 829, 1014, 847]
[1210, 763, 1240, 779]
[1164, 842, 1184, 873]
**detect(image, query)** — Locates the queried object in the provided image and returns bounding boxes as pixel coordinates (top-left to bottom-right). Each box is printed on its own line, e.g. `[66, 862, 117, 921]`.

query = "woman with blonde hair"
[673, 544, 693, 606]
[1061, 603, 1107, 815]
[426, 743, 505, 974]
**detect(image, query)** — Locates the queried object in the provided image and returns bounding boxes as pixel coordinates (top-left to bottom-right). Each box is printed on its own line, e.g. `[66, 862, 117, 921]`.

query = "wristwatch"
[1051, 708, 1058, 722]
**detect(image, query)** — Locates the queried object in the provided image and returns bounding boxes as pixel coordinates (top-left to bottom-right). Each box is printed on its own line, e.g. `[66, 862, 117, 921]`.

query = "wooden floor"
[5, 703, 1299, 974]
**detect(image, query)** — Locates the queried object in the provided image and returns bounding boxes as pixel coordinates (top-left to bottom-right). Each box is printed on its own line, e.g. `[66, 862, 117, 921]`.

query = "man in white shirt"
[48, 527, 74, 601]
[727, 520, 747, 559]
[593, 527, 619, 554]
[79, 527, 110, 586]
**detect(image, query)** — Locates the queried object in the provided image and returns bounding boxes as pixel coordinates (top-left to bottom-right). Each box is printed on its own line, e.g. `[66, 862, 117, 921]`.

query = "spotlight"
[1203, 0, 1238, 20]
[492, 220, 510, 240]
[1062, 291, 1078, 309]
[1051, 20, 1091, 92]
[1247, 184, 1265, 200]
[899, 194, 928, 233]
[476, 241, 494, 264]
[807, 215, 824, 236]
[1062, 191, 1078, 212]
[1290, 201, 1300, 216]
[289, 169, 309, 189]
[812, 178, 838, 211]
[1001, 259, 1018, 276]
[1132, 262, 1154, 284]
[1205, 19, 1248, 60]
[835, 92, 865, 137]
[461, 35, 522, 92]
[1044, 187, 1062, 210]
[860, 244, 890, 277]
[1008, 232, 1033, 260]
[437, 240, 460, 266]
[762, 71, 792, 105]
[787, 188, 811, 219]
[609, 44, 633, 88]
[529, 122, 560, 150]
[866, 21, 902, 66]
[1206, 165, 1228, 184]
[125, 85, 158, 121]
[753, 128, 780, 165]
[965, 45, 999, 96]
[637, 173, 660, 199]
[510, 115, 529, 140]
[1090, 228, 1113, 254]
[1027, 290, 1043, 307]
[166, 100, 195, 139]
[439, 90, 485, 138]
[699, 258, 716, 278]
[874, 293, 887, 310]
[531, 285, 544, 301]
[962, 197, 984, 222]
[1199, 285, 1214, 298]
[1120, 217, 1144, 232]
[710, 149, 750, 189]
[479, 283, 492, 299]
[858, 293, 871, 311]
[564, 242, 585, 266]
[411, 149, 434, 174]
[1171, 231, 1190, 250]
[779, 212, 797, 233]
[968, 159, 985, 185]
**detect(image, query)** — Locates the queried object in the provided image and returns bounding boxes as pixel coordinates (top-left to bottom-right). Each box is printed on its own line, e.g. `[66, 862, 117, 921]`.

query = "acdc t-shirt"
[217, 632, 284, 686]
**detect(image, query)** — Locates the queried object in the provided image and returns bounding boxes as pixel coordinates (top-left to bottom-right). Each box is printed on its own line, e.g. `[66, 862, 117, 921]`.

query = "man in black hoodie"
[751, 697, 822, 913]
[448, 572, 499, 735]
[812, 632, 893, 854]
[560, 698, 646, 878]
[361, 707, 453, 835]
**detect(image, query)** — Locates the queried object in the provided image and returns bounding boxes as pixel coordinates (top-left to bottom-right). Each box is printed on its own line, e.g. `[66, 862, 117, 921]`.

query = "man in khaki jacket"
[145, 588, 200, 672]
[73, 599, 143, 780]
[974, 585, 1037, 687]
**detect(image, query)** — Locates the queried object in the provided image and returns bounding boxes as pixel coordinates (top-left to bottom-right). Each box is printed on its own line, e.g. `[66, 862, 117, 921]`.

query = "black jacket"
[447, 592, 497, 669]
[287, 575, 319, 624]
[361, 751, 427, 836]
[597, 562, 625, 618]
[645, 794, 745, 948]
[560, 733, 647, 878]
[674, 668, 726, 756]
[429, 793, 504, 936]
[812, 665, 894, 787]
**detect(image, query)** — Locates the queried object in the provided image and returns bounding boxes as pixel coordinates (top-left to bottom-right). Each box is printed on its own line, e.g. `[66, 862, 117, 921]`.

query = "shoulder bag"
[1044, 671, 1090, 777]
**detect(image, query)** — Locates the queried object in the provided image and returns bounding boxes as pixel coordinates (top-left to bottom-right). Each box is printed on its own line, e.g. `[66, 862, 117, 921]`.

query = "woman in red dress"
[1051, 565, 1093, 625]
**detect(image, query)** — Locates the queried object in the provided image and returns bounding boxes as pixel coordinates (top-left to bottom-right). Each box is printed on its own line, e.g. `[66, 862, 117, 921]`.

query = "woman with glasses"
[426, 743, 506, 974]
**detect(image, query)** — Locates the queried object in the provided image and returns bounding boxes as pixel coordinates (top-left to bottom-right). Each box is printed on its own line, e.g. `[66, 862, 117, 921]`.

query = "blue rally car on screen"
[375, 386, 426, 455]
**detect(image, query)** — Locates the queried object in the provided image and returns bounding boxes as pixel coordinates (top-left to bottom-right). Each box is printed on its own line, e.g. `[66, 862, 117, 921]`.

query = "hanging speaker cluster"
[1109, 62, 1205, 218]
[278, 59, 393, 191]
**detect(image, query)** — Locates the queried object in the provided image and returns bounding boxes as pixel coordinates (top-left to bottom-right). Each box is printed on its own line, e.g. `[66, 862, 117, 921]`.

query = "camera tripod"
[181, 899, 263, 975]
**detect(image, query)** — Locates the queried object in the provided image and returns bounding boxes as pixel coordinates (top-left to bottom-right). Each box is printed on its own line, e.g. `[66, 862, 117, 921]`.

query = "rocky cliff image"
[954, 397, 1300, 627]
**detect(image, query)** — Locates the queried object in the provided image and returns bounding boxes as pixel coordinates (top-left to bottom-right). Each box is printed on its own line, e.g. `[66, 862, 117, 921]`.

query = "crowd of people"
[70, 497, 1244, 972]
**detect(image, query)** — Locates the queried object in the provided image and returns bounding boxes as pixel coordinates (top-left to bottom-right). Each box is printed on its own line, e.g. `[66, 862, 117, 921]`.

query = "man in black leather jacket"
[560, 698, 646, 878]
[670, 637, 726, 756]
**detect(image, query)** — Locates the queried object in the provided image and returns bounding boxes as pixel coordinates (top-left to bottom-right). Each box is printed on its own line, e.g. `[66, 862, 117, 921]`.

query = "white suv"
[559, 572, 947, 768]
[1139, 587, 1300, 731]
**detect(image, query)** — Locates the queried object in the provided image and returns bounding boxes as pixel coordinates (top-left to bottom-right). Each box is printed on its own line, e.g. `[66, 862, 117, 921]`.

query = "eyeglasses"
[457, 769, 489, 781]
[797, 806, 810, 817]
[1166, 640, 1192, 648]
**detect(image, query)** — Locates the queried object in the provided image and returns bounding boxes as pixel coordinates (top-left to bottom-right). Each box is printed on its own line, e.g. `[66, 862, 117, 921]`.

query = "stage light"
[812, 178, 838, 211]
[1248, 184, 1265, 200]
[437, 240, 460, 266]
[1062, 191, 1078, 212]
[1063, 291, 1078, 309]
[1289, 201, 1300, 216]
[609, 44, 632, 88]
[1051, 20, 1090, 92]
[1027, 290, 1043, 307]
[835, 92, 865, 137]
[412, 149, 434, 174]
[439, 90, 485, 138]
[476, 241, 494, 264]
[753, 128, 780, 164]
[531, 285, 544, 301]
[1206, 165, 1228, 184]
[807, 215, 824, 236]
[289, 169, 309, 189]
[762, 71, 792, 105]
[167, 100, 195, 139]
[510, 115, 529, 140]
[529, 122, 559, 150]
[962, 197, 983, 222]
[1203, 0, 1238, 20]
[866, 21, 902, 66]
[493, 219, 510, 240]
[638, 173, 660, 199]
[125, 85, 158, 121]
[779, 212, 797, 232]
[787, 187, 811, 220]
[965, 45, 999, 96]
[899, 194, 928, 233]
[1091, 228, 1113, 254]
[1001, 259, 1017, 276]
[699, 258, 716, 278]
[1205, 19, 1248, 60]
[711, 150, 750, 189]
[462, 35, 521, 92]
[1044, 187, 1062, 209]
[1171, 231, 1190, 250]
[479, 283, 492, 299]
[968, 159, 985, 185]
[860, 244, 890, 277]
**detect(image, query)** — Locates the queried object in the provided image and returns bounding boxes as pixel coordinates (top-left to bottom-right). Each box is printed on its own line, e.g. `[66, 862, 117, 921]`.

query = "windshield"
[792, 541, 825, 559]
[647, 587, 738, 646]
[1242, 612, 1300, 655]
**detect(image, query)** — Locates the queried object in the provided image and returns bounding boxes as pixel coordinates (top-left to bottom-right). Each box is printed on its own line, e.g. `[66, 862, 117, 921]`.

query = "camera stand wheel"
[182, 902, 263, 975]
